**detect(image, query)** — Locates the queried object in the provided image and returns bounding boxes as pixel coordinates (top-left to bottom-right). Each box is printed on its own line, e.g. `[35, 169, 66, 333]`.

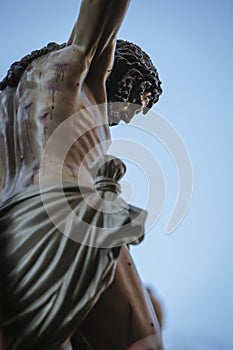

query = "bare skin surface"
[0, 45, 109, 199]
[0, 0, 130, 202]
[74, 246, 163, 350]
[0, 1, 163, 348]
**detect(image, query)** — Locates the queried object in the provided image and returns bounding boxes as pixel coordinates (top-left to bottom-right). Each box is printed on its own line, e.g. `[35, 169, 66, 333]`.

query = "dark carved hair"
[0, 40, 162, 111]
[106, 40, 162, 113]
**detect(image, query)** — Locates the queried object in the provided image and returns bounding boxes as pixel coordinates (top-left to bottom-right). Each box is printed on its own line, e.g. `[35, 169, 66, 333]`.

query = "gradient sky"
[1, 1, 233, 349]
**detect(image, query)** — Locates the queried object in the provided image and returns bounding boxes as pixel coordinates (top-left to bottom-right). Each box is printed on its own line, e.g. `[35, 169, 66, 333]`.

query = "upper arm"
[67, 0, 130, 76]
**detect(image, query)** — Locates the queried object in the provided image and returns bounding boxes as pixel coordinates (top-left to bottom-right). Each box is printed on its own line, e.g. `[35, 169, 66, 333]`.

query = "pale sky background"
[1, 1, 233, 349]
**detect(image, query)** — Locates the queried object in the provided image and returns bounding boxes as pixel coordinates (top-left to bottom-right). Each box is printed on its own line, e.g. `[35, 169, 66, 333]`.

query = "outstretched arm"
[67, 0, 130, 87]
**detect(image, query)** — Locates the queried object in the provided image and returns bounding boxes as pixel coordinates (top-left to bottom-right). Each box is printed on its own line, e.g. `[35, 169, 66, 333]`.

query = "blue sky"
[1, 1, 233, 349]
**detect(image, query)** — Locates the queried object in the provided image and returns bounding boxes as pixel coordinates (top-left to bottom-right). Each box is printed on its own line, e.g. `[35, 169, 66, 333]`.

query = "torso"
[0, 45, 111, 203]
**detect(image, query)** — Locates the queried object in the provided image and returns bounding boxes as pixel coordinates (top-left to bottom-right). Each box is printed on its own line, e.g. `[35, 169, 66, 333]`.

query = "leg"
[72, 246, 163, 350]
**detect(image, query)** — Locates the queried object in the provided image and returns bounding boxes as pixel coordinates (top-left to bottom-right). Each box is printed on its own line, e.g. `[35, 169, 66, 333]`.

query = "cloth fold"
[0, 155, 147, 349]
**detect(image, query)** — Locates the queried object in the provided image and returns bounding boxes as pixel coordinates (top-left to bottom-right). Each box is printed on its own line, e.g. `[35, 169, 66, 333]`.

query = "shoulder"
[26, 45, 83, 73]
[17, 45, 85, 90]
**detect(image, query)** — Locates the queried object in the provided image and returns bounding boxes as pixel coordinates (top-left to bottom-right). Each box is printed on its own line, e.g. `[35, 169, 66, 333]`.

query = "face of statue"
[108, 92, 151, 126]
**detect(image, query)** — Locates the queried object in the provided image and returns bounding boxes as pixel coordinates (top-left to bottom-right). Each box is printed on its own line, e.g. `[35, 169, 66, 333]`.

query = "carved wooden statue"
[0, 1, 163, 349]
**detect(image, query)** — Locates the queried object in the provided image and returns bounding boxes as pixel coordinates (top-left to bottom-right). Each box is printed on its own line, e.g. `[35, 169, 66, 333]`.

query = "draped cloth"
[0, 156, 147, 349]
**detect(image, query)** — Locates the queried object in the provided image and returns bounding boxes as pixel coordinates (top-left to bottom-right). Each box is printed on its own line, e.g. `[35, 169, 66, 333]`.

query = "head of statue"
[106, 40, 162, 126]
